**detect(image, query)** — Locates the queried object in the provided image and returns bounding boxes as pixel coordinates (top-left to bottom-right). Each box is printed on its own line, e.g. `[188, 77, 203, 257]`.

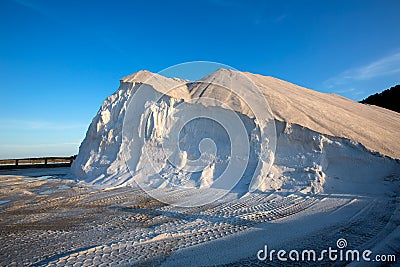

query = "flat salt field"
[0, 168, 398, 266]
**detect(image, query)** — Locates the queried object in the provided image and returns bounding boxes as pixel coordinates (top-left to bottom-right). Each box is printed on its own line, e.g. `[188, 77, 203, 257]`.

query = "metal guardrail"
[0, 155, 77, 169]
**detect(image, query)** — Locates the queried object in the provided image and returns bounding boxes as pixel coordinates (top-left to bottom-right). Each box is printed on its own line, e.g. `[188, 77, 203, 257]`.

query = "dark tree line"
[360, 84, 400, 113]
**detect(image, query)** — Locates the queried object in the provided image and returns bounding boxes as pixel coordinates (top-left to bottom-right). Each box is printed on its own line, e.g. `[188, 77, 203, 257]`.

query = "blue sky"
[0, 0, 399, 159]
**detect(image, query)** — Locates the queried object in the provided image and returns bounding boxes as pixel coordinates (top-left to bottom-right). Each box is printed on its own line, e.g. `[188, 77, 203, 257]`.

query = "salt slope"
[72, 69, 400, 195]
[244, 71, 400, 159]
[190, 68, 400, 158]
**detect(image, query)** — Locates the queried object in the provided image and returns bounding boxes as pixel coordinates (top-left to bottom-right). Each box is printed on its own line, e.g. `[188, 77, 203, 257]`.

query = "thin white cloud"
[0, 142, 81, 148]
[325, 51, 400, 88]
[0, 142, 80, 159]
[0, 119, 87, 130]
[274, 13, 288, 23]
[352, 52, 400, 80]
[335, 87, 356, 93]
[11, 0, 47, 15]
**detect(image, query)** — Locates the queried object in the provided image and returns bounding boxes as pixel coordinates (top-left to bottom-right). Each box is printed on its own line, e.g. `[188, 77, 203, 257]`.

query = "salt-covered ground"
[0, 166, 399, 266]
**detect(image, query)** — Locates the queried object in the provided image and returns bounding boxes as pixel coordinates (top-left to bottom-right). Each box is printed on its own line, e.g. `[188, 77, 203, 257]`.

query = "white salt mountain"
[72, 69, 400, 198]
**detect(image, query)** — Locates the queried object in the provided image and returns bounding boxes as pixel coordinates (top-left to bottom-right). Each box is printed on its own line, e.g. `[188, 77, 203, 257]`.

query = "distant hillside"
[360, 85, 400, 113]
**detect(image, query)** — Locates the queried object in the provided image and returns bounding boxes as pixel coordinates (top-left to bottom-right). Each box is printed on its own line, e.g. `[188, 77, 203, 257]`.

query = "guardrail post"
[44, 158, 48, 166]
[15, 159, 19, 166]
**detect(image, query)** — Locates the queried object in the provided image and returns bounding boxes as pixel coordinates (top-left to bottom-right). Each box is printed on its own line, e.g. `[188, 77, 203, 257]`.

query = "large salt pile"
[72, 69, 400, 202]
